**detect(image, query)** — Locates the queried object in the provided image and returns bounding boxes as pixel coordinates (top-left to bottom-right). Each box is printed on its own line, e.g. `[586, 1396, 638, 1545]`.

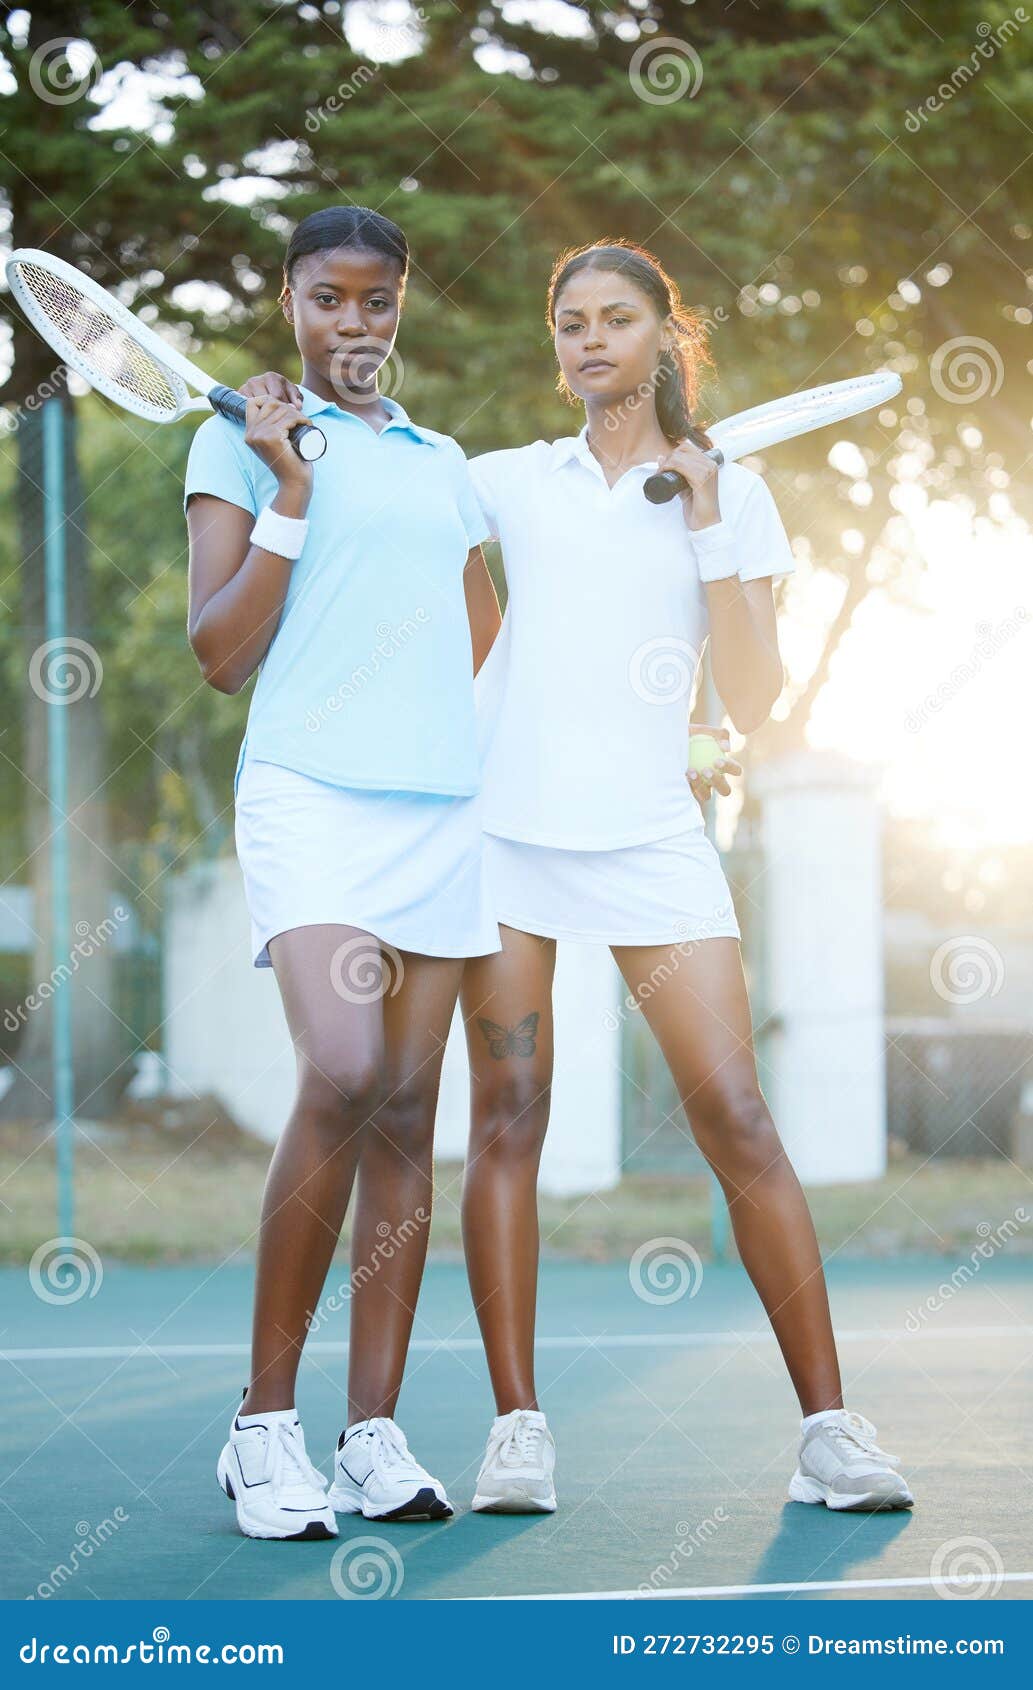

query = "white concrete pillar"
[751, 751, 885, 1184]
[163, 858, 625, 1195]
[162, 858, 297, 1139]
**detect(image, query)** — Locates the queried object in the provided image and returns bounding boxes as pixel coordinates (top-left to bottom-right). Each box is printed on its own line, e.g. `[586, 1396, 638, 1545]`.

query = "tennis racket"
[4, 248, 326, 461]
[643, 370, 902, 503]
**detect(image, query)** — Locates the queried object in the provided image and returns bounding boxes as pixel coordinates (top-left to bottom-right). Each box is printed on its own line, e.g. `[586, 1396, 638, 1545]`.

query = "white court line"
[477, 1572, 1033, 1601]
[2, 1325, 1031, 1362]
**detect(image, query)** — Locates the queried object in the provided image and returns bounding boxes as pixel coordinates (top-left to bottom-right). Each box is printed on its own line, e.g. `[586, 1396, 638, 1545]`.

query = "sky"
[804, 485, 1032, 847]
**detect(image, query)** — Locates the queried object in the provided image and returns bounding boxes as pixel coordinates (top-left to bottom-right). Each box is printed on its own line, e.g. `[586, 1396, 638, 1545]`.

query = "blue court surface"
[2, 1257, 1031, 1603]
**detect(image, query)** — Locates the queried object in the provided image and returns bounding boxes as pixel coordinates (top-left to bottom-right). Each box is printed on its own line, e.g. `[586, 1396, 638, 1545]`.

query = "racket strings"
[10, 260, 185, 417]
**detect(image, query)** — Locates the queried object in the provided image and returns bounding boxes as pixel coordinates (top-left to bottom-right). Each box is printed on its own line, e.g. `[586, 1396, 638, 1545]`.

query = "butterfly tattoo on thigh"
[476, 1011, 540, 1060]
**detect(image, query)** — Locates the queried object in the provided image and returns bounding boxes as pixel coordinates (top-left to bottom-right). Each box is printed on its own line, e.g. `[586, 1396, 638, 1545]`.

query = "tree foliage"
[1, 0, 1030, 871]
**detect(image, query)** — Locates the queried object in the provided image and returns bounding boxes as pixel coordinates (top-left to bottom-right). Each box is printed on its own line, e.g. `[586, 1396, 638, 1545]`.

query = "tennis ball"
[688, 734, 726, 775]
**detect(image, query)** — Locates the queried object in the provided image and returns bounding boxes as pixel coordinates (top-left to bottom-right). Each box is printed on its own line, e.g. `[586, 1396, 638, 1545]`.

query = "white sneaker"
[788, 1410, 914, 1511]
[217, 1405, 337, 1540]
[472, 1408, 557, 1513]
[328, 1417, 453, 1522]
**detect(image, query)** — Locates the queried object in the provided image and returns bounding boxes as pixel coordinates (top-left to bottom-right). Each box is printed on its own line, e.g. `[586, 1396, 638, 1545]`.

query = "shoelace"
[365, 1417, 417, 1475]
[822, 1412, 900, 1468]
[495, 1412, 545, 1469]
[261, 1420, 326, 1492]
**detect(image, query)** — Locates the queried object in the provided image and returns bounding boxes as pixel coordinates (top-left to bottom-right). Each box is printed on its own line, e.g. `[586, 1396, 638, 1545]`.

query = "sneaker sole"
[788, 1471, 914, 1512]
[472, 1489, 557, 1515]
[218, 1448, 337, 1541]
[328, 1481, 453, 1523]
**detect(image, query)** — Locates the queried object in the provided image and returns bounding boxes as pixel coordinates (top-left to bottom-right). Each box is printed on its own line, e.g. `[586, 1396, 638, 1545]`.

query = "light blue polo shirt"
[184, 386, 490, 800]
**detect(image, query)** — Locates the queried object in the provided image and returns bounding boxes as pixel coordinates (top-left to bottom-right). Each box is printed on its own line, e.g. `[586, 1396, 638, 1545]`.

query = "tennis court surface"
[2, 1258, 1031, 1602]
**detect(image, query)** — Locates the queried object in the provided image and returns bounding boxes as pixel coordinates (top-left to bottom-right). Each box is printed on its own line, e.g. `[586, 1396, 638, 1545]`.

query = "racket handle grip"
[642, 446, 724, 505]
[209, 385, 327, 462]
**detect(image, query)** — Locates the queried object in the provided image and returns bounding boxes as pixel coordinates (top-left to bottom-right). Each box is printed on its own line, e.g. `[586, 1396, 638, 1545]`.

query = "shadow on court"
[2, 1259, 1031, 1601]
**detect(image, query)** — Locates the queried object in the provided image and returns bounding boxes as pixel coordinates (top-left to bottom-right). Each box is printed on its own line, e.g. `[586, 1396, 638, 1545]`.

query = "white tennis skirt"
[483, 825, 741, 947]
[234, 757, 502, 969]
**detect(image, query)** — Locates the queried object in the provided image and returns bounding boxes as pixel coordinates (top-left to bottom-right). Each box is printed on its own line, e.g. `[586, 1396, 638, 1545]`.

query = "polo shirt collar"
[548, 427, 590, 472]
[548, 424, 660, 478]
[298, 385, 438, 446]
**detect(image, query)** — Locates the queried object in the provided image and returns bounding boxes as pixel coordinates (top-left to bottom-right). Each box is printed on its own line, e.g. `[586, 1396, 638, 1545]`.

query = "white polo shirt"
[470, 427, 795, 851]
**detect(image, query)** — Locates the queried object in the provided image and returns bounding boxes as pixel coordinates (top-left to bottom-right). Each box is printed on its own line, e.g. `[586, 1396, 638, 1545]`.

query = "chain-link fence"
[886, 1019, 1033, 1161]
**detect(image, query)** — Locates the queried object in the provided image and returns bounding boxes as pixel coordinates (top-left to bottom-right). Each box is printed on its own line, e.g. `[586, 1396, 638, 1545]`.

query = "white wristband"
[250, 505, 309, 561]
[688, 519, 739, 584]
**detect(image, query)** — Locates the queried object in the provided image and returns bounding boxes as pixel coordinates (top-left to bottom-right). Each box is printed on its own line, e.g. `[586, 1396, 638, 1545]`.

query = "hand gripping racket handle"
[209, 385, 327, 462]
[643, 448, 725, 506]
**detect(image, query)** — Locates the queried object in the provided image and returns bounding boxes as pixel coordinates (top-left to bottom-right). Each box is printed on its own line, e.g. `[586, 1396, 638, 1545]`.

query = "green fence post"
[42, 396, 75, 1239]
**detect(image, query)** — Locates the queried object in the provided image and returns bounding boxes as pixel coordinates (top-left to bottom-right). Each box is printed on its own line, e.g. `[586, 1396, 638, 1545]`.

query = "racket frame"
[5, 247, 326, 460]
[643, 371, 902, 503]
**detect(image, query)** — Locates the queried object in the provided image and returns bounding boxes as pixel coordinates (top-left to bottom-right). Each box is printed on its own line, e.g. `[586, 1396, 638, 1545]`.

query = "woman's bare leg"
[612, 937, 843, 1416]
[241, 924, 385, 1416]
[346, 950, 465, 1425]
[460, 926, 557, 1413]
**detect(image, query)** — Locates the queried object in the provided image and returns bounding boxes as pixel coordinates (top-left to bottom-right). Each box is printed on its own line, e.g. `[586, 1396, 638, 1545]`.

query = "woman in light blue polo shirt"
[184, 206, 501, 1540]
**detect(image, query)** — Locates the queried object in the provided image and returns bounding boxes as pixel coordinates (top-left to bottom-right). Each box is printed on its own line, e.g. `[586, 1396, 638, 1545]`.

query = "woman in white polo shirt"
[185, 207, 502, 1540]
[460, 241, 912, 1518]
